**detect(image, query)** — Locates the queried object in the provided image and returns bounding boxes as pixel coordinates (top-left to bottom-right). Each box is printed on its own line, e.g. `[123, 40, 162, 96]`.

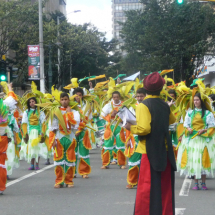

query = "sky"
[66, 0, 113, 40]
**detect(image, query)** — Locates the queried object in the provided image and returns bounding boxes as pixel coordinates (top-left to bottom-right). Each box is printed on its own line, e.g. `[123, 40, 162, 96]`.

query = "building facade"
[197, 56, 215, 87]
[31, 0, 67, 15]
[112, 0, 143, 47]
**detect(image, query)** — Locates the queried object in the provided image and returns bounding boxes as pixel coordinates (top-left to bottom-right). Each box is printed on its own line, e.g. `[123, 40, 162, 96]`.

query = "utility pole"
[48, 43, 52, 93]
[57, 16, 61, 89]
[70, 52, 72, 79]
[39, 0, 45, 93]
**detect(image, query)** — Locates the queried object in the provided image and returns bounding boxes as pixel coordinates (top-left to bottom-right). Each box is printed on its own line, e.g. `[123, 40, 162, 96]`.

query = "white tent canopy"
[122, 72, 140, 81]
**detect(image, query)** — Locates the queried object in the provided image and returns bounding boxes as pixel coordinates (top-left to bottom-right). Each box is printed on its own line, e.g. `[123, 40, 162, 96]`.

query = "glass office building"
[31, 0, 67, 16]
[112, 0, 143, 49]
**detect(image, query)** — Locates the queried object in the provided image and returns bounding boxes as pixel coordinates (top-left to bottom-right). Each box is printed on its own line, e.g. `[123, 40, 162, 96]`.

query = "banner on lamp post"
[28, 45, 40, 80]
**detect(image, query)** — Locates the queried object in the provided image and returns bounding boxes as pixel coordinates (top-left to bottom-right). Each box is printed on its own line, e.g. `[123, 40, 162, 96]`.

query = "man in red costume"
[125, 72, 176, 215]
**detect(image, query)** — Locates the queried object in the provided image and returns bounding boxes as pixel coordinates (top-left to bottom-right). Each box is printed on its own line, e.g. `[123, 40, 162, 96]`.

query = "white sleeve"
[49, 117, 59, 131]
[39, 111, 46, 124]
[22, 111, 28, 124]
[72, 110, 80, 130]
[101, 103, 111, 118]
[3, 96, 17, 112]
[183, 110, 192, 128]
[206, 111, 215, 128]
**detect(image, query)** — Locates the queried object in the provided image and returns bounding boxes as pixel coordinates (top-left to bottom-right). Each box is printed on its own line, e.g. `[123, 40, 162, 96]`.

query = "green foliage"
[121, 0, 215, 83]
[0, 0, 120, 90]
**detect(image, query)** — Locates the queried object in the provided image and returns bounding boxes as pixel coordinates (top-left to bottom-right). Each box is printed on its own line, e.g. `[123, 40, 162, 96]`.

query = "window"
[59, 0, 66, 5]
[115, 25, 123, 30]
[115, 12, 124, 17]
[114, 0, 139, 3]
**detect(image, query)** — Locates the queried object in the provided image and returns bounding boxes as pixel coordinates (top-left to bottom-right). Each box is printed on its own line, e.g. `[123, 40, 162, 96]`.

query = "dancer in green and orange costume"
[101, 91, 126, 169]
[49, 92, 80, 188]
[73, 88, 93, 179]
[0, 83, 17, 194]
[125, 88, 146, 189]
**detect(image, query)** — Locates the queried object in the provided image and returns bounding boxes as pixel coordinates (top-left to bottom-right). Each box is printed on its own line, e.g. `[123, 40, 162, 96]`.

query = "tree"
[121, 0, 215, 83]
[0, 0, 120, 90]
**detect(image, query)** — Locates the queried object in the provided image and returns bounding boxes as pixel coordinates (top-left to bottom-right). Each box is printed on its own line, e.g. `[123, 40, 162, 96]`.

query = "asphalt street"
[0, 149, 214, 215]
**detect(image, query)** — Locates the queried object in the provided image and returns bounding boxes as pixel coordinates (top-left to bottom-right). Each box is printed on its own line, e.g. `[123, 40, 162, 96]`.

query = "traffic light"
[8, 66, 18, 82]
[177, 0, 183, 4]
[0, 59, 7, 82]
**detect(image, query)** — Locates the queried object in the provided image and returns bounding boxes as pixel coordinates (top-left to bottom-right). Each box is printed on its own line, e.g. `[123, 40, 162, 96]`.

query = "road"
[0, 149, 214, 215]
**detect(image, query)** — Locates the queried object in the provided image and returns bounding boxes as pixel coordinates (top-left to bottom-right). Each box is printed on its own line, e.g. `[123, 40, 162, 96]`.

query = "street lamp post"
[57, 16, 61, 89]
[39, 0, 45, 93]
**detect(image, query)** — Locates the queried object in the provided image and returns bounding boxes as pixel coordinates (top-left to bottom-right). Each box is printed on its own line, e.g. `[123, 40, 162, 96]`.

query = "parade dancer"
[125, 88, 146, 189]
[5, 109, 20, 177]
[177, 93, 215, 190]
[125, 72, 176, 215]
[0, 83, 16, 194]
[89, 81, 94, 94]
[101, 91, 126, 169]
[73, 88, 92, 178]
[49, 93, 80, 188]
[0, 82, 20, 178]
[167, 89, 179, 159]
[44, 121, 52, 165]
[20, 97, 47, 170]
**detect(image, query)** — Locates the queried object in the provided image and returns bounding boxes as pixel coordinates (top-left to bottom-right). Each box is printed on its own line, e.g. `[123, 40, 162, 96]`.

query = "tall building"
[31, 0, 67, 15]
[112, 0, 143, 49]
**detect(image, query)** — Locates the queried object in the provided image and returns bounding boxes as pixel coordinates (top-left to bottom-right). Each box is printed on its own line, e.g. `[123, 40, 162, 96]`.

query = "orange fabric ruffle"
[55, 166, 64, 185]
[102, 114, 111, 123]
[66, 139, 76, 162]
[117, 149, 126, 166]
[0, 167, 7, 191]
[78, 158, 91, 175]
[101, 148, 105, 159]
[83, 130, 92, 150]
[102, 150, 110, 166]
[8, 91, 18, 101]
[54, 140, 64, 161]
[13, 110, 19, 119]
[119, 128, 126, 143]
[64, 166, 74, 185]
[127, 166, 139, 186]
[104, 124, 112, 140]
[0, 136, 8, 154]
[125, 131, 135, 158]
[67, 112, 77, 125]
[49, 131, 56, 149]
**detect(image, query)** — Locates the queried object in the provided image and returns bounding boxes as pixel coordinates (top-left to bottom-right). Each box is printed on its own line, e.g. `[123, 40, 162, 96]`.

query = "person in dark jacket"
[125, 72, 176, 215]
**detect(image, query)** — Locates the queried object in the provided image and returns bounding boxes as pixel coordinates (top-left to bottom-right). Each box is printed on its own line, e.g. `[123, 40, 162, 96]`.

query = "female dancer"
[177, 93, 215, 190]
[20, 97, 47, 170]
